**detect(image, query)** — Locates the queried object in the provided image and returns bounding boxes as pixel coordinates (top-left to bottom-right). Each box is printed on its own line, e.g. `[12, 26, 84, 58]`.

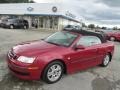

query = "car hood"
[13, 40, 62, 57]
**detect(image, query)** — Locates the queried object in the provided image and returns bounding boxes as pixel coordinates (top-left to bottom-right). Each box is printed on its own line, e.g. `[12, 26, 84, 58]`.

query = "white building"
[0, 3, 82, 30]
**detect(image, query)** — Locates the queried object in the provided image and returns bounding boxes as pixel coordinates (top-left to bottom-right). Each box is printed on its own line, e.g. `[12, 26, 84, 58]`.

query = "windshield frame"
[44, 31, 79, 47]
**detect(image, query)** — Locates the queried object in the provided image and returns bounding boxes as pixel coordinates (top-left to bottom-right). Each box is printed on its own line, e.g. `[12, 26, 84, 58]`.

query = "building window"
[53, 17, 58, 29]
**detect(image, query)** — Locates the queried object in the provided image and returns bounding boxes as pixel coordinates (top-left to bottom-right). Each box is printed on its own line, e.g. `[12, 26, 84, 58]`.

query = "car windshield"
[44, 31, 78, 46]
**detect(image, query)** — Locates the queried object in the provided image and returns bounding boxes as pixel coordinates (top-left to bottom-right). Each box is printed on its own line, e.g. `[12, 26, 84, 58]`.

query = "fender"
[35, 52, 69, 73]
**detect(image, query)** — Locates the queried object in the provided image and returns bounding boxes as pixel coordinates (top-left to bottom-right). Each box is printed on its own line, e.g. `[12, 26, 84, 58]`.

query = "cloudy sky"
[34, 0, 120, 27]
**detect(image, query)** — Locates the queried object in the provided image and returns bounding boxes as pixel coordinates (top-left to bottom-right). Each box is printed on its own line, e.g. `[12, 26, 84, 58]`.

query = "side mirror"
[75, 45, 85, 50]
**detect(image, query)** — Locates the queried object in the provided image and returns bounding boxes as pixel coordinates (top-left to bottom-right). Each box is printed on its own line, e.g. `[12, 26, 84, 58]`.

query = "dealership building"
[0, 3, 82, 30]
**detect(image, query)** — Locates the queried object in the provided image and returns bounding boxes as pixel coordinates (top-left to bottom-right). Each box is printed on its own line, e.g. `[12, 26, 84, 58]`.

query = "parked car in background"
[1, 19, 29, 29]
[101, 30, 120, 41]
[63, 25, 81, 31]
[7, 30, 114, 84]
[0, 19, 2, 27]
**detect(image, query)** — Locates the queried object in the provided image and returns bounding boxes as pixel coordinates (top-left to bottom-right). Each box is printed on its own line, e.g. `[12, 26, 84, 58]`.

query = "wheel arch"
[108, 52, 112, 61]
[110, 36, 116, 41]
[41, 59, 67, 78]
[10, 24, 14, 26]
[9, 24, 14, 29]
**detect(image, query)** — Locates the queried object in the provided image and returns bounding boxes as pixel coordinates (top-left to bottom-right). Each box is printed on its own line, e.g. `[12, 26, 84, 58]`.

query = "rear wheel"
[110, 37, 116, 41]
[101, 54, 110, 67]
[42, 61, 64, 84]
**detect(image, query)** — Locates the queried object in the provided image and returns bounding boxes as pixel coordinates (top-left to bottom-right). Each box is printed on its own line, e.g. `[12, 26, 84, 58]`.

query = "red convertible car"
[102, 30, 120, 41]
[7, 30, 114, 84]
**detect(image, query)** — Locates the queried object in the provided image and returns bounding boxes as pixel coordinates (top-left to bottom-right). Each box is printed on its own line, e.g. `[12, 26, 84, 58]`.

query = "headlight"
[17, 56, 35, 63]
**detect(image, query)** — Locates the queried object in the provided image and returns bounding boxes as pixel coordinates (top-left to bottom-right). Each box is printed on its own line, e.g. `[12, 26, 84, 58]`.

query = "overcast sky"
[34, 0, 120, 27]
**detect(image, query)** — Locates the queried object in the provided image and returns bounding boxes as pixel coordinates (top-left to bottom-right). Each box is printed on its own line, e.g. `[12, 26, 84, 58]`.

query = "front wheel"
[23, 25, 27, 29]
[101, 54, 110, 67]
[9, 25, 14, 29]
[42, 61, 64, 84]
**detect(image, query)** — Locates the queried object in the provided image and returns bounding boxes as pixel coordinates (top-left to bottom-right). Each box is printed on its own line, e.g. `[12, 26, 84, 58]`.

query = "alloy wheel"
[103, 55, 110, 66]
[47, 64, 62, 82]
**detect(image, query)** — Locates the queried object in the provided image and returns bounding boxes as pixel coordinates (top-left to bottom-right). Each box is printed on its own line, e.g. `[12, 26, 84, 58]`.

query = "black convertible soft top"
[63, 29, 107, 43]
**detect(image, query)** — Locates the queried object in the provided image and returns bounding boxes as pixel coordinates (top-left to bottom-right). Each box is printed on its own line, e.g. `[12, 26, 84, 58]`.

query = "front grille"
[8, 50, 18, 60]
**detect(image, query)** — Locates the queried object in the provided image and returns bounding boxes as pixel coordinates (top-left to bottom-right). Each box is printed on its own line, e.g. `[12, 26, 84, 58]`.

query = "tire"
[110, 37, 116, 41]
[9, 25, 14, 29]
[101, 54, 110, 67]
[42, 61, 64, 84]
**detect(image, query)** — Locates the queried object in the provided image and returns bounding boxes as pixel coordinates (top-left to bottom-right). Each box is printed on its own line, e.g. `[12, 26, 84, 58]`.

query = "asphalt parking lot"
[0, 28, 120, 90]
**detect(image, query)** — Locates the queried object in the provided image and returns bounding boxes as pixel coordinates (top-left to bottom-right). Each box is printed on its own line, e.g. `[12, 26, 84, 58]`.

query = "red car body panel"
[7, 31, 114, 80]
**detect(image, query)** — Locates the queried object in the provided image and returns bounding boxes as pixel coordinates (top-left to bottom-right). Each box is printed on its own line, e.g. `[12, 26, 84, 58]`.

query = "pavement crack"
[92, 77, 120, 90]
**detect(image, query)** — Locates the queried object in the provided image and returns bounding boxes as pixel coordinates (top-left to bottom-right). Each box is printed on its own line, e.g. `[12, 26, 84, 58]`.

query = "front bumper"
[0, 24, 10, 28]
[7, 57, 42, 80]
